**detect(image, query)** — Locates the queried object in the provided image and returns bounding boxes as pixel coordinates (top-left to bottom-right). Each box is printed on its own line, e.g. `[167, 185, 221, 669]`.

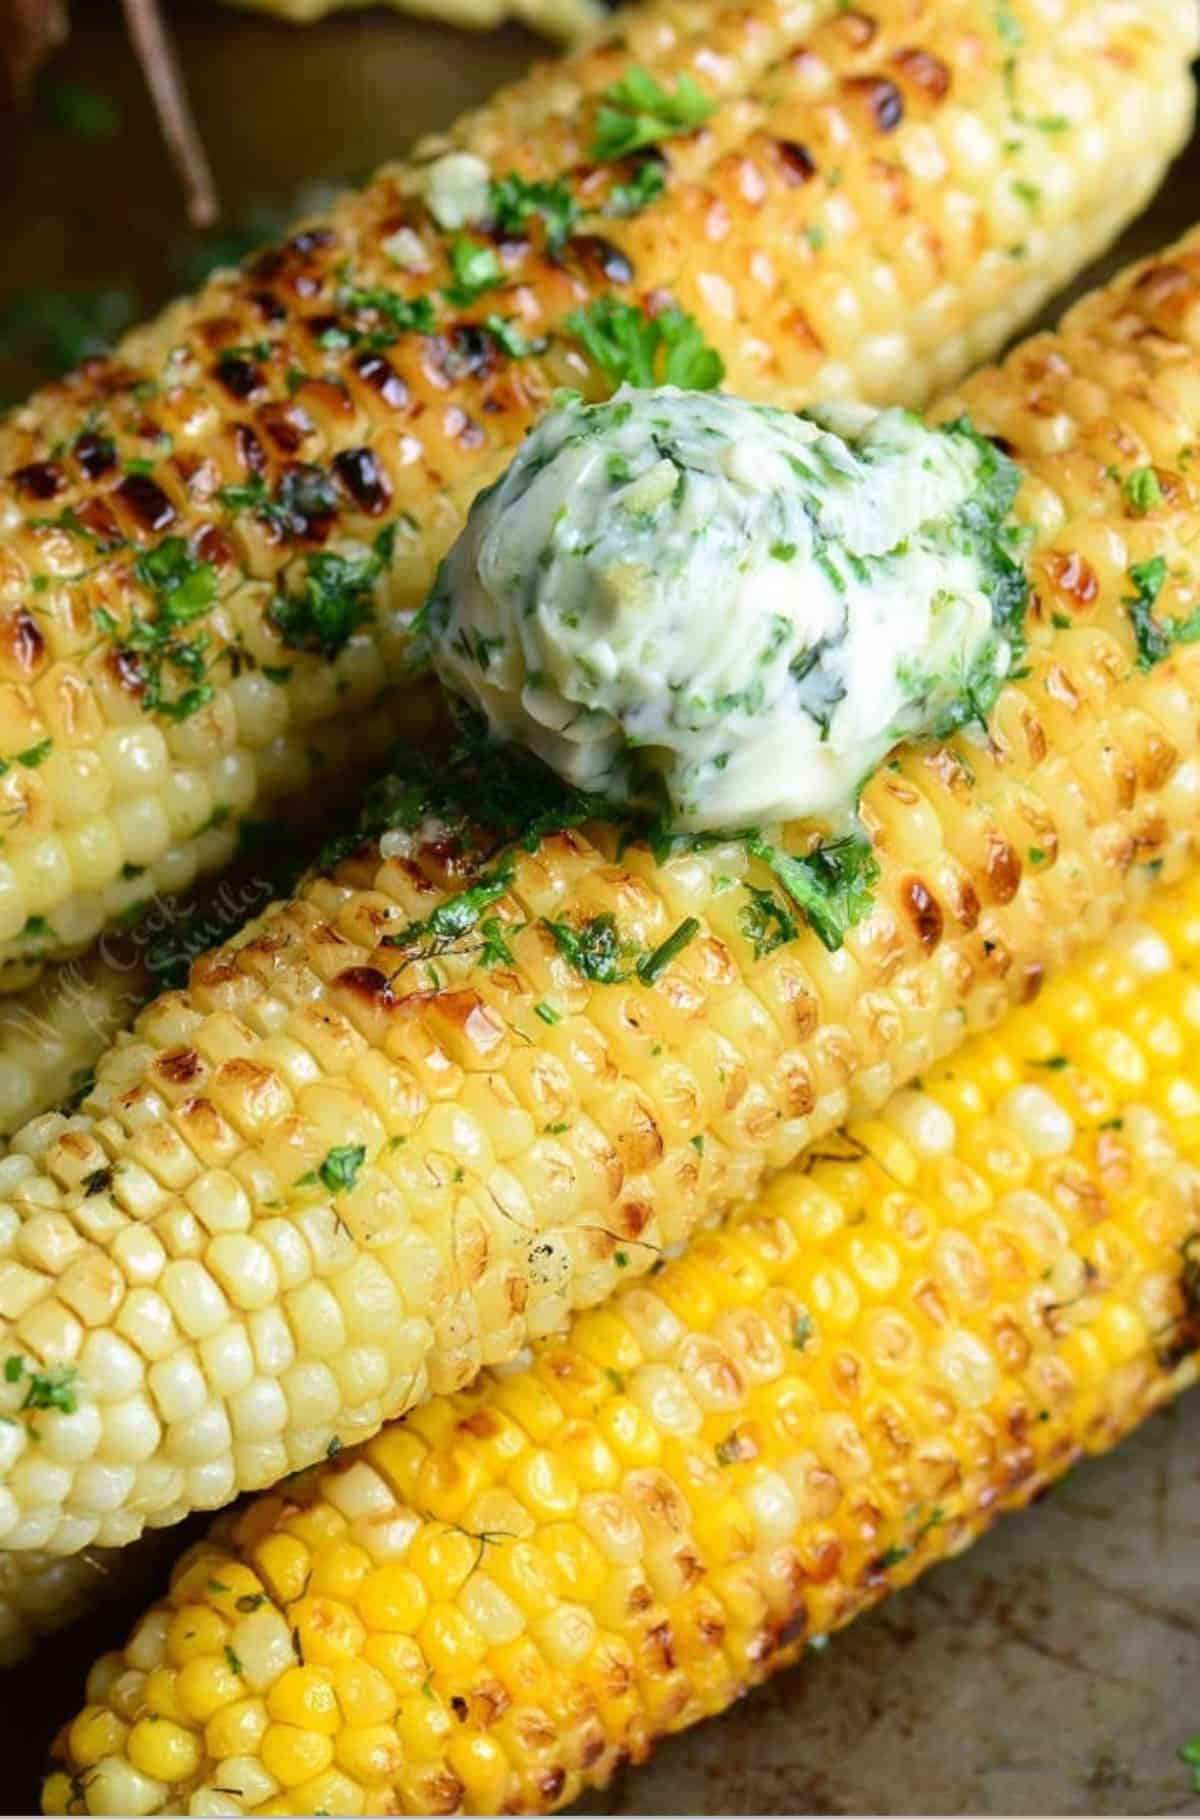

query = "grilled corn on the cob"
[4, 227, 1200, 1556]
[0, 0, 1193, 981]
[41, 874, 1200, 1817]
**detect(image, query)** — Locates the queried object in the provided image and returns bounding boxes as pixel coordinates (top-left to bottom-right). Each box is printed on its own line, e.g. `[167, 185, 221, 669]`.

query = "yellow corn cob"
[40, 874, 1200, 1818]
[4, 225, 1200, 1558]
[0, 0, 1192, 984]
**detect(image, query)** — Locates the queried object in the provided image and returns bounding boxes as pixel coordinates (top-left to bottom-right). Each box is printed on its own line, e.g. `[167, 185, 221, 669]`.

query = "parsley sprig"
[1123, 557, 1200, 670]
[269, 524, 395, 659]
[488, 174, 579, 252]
[97, 536, 218, 723]
[592, 68, 715, 161]
[565, 298, 724, 390]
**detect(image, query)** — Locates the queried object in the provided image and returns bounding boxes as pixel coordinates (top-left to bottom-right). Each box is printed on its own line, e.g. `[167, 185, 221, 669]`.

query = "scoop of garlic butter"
[422, 386, 1023, 832]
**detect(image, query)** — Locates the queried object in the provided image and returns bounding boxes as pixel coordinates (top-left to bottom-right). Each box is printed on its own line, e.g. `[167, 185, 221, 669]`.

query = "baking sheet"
[0, 5, 1197, 1811]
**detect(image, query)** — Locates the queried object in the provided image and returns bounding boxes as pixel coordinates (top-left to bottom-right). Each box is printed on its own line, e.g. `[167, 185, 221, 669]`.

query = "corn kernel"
[261, 1722, 335, 1788]
[356, 1563, 429, 1634]
[289, 1597, 366, 1667]
[266, 1667, 339, 1734]
[126, 1716, 202, 1782]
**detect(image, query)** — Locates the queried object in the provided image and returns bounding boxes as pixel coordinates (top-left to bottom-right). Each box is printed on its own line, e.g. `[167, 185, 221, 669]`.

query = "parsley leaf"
[606, 158, 667, 218]
[750, 833, 879, 953]
[334, 274, 435, 344]
[98, 537, 218, 723]
[565, 298, 724, 390]
[739, 883, 798, 959]
[1123, 466, 1163, 516]
[269, 526, 394, 659]
[488, 174, 578, 252]
[444, 239, 504, 307]
[544, 912, 634, 983]
[300, 1144, 367, 1196]
[1123, 556, 1200, 669]
[4, 1356, 80, 1415]
[384, 856, 516, 954]
[592, 68, 715, 162]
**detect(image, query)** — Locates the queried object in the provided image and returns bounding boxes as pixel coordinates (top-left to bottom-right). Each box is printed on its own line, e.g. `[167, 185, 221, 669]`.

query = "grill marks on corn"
[42, 873, 1200, 1815]
[0, 0, 1192, 976]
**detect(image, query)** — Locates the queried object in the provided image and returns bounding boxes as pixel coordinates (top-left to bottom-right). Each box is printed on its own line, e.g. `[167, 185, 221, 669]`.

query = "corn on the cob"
[40, 873, 1200, 1817]
[0, 0, 1192, 984]
[4, 225, 1200, 1558]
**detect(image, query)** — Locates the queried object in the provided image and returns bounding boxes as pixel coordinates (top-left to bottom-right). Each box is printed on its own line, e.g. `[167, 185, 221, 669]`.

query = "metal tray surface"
[0, 8, 1197, 1811]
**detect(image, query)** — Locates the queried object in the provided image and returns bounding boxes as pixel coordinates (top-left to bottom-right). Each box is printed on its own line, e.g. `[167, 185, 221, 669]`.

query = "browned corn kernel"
[9, 224, 1200, 1553]
[0, 0, 1192, 978]
[41, 871, 1200, 1815]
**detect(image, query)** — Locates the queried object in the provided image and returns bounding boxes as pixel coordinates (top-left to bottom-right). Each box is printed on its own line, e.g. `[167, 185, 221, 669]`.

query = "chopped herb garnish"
[606, 158, 667, 219]
[97, 538, 217, 723]
[1123, 556, 1200, 670]
[544, 911, 635, 984]
[224, 1646, 243, 1675]
[565, 297, 724, 390]
[0, 738, 53, 777]
[488, 173, 578, 251]
[298, 1144, 367, 1196]
[1123, 466, 1163, 516]
[793, 1312, 813, 1351]
[592, 67, 715, 162]
[637, 915, 700, 983]
[444, 239, 504, 307]
[739, 883, 799, 959]
[3, 1356, 79, 1415]
[749, 833, 879, 953]
[270, 526, 394, 659]
[534, 1001, 561, 1025]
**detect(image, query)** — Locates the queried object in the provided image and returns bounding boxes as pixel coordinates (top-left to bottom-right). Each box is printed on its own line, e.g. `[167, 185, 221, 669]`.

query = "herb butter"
[423, 386, 1025, 831]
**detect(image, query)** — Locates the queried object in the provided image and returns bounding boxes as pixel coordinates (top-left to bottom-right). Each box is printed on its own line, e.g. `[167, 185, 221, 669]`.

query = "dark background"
[0, 8, 1197, 1811]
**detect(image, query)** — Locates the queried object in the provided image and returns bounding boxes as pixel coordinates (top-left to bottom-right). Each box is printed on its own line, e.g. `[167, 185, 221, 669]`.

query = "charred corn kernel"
[0, 0, 1192, 989]
[46, 876, 1200, 1814]
[19, 226, 1200, 1559]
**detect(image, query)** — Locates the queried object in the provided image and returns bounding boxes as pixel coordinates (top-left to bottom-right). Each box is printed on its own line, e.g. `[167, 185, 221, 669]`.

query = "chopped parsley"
[334, 272, 435, 345]
[0, 738, 53, 777]
[3, 1355, 80, 1415]
[488, 173, 578, 252]
[565, 298, 724, 390]
[793, 1312, 813, 1350]
[749, 833, 879, 953]
[269, 525, 394, 659]
[1123, 466, 1163, 516]
[384, 856, 516, 957]
[1123, 556, 1200, 670]
[298, 1144, 367, 1196]
[544, 911, 635, 984]
[592, 67, 715, 162]
[606, 158, 667, 218]
[444, 239, 504, 307]
[97, 536, 218, 723]
[739, 884, 799, 959]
